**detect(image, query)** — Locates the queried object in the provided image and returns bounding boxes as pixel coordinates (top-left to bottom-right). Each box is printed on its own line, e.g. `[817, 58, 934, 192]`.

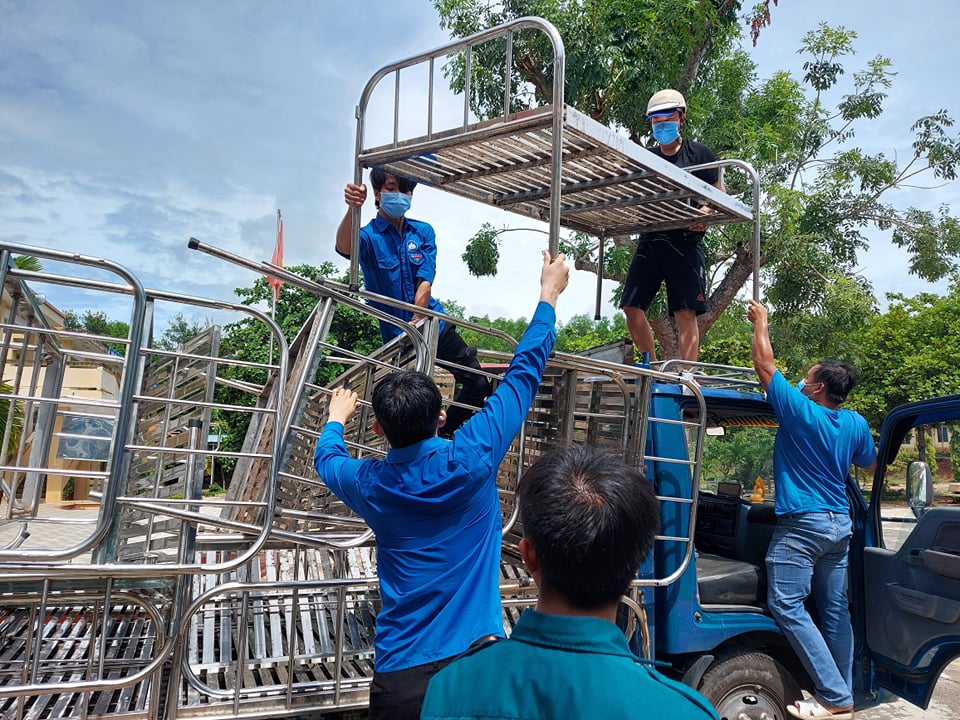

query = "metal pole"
[595, 233, 605, 321]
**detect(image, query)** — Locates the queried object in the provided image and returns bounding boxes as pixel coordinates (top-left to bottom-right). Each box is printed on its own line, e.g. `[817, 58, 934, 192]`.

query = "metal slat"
[362, 104, 753, 239]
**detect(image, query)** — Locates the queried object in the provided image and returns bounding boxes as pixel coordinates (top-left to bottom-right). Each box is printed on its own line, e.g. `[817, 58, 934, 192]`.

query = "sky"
[2, 0, 958, 333]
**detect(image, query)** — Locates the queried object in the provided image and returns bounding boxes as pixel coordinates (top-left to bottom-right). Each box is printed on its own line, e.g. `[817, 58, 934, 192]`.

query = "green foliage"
[213, 264, 381, 467]
[768, 274, 877, 379]
[462, 223, 502, 277]
[63, 309, 130, 355]
[156, 313, 208, 350]
[453, 309, 630, 358]
[698, 302, 753, 368]
[555, 313, 628, 354]
[435, 0, 742, 137]
[851, 282, 960, 428]
[0, 381, 23, 461]
[458, 313, 529, 354]
[701, 425, 776, 490]
[439, 6, 960, 358]
[13, 256, 41, 272]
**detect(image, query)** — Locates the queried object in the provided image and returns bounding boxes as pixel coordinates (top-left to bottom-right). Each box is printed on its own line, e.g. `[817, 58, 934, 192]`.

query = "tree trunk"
[678, 0, 741, 95]
[651, 243, 759, 360]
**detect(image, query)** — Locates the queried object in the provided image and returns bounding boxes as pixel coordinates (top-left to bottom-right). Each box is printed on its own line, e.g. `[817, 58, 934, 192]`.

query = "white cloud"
[1, 0, 957, 334]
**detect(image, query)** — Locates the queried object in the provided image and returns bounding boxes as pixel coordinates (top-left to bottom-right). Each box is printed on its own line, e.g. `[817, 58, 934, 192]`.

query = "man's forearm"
[751, 323, 776, 388]
[413, 280, 432, 311]
[335, 209, 353, 256]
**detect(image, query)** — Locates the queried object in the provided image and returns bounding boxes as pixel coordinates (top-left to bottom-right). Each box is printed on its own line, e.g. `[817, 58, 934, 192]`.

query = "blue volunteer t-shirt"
[314, 302, 557, 672]
[767, 370, 876, 516]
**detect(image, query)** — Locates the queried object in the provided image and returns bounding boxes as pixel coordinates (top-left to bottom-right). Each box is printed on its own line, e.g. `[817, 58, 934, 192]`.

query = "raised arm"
[452, 252, 569, 465]
[747, 299, 776, 390]
[335, 183, 367, 257]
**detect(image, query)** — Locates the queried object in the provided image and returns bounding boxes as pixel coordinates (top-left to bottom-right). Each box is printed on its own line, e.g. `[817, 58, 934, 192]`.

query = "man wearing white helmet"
[620, 89, 723, 362]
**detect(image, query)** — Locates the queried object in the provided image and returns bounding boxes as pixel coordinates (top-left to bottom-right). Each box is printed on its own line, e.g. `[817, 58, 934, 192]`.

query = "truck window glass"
[690, 421, 777, 501]
[879, 421, 955, 552]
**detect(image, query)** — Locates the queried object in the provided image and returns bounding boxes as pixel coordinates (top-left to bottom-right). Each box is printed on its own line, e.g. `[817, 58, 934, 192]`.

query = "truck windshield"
[688, 417, 777, 502]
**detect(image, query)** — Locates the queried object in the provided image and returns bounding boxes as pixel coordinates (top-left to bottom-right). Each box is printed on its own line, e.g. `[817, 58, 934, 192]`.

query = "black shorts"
[619, 236, 707, 315]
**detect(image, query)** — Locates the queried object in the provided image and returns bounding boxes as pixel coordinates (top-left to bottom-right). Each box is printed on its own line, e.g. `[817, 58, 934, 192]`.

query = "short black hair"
[371, 370, 442, 448]
[370, 167, 418, 194]
[518, 445, 660, 610]
[813, 359, 860, 404]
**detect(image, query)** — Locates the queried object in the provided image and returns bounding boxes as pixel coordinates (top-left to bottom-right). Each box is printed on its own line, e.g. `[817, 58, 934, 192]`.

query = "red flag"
[268, 210, 283, 303]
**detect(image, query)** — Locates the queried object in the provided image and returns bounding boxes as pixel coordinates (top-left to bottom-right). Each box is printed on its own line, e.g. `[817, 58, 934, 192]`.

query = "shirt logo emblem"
[407, 241, 417, 250]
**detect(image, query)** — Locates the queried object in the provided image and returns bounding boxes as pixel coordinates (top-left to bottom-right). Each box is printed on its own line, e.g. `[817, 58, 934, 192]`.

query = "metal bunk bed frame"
[349, 16, 761, 303]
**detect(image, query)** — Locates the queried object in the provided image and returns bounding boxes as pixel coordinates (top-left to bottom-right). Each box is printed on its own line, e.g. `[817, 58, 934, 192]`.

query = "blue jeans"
[766, 512, 854, 708]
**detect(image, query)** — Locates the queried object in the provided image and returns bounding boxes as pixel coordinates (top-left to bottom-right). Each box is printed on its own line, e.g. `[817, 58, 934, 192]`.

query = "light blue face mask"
[651, 120, 680, 145]
[797, 379, 806, 393]
[380, 192, 412, 219]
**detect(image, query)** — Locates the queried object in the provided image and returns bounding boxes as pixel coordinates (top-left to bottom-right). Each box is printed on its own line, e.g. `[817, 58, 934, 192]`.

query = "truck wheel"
[697, 651, 802, 720]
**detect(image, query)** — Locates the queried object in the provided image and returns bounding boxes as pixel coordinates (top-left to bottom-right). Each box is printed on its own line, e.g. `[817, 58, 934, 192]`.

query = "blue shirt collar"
[384, 435, 447, 463]
[371, 214, 406, 234]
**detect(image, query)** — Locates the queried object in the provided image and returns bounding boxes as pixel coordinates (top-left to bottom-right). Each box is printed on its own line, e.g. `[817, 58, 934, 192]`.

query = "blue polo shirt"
[766, 371, 876, 516]
[337, 214, 447, 341]
[314, 301, 557, 672]
[421, 610, 719, 719]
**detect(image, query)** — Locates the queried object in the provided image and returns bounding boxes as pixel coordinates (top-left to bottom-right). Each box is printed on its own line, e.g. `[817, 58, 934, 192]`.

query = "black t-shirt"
[653, 139, 718, 184]
[644, 139, 719, 245]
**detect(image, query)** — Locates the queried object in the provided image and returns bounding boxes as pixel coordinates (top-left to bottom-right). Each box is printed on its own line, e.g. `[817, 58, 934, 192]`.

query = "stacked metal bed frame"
[0, 15, 761, 720]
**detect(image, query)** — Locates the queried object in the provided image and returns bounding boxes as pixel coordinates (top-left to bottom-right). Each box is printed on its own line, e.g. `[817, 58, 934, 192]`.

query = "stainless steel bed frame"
[0, 15, 763, 720]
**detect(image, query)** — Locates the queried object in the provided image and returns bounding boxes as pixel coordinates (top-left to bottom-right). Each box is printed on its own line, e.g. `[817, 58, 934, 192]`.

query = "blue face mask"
[797, 379, 806, 393]
[380, 192, 411, 219]
[651, 120, 680, 145]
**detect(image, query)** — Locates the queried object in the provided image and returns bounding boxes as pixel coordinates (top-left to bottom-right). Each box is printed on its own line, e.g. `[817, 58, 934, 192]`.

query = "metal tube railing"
[351, 16, 567, 282]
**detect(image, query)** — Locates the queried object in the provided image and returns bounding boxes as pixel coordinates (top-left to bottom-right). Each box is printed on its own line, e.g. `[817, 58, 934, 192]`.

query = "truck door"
[861, 396, 960, 708]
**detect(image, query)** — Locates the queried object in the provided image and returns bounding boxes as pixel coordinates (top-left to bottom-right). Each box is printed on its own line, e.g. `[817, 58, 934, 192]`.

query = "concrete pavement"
[857, 660, 960, 719]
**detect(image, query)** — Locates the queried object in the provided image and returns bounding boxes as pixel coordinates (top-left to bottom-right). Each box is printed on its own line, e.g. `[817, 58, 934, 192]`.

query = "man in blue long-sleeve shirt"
[314, 251, 569, 720]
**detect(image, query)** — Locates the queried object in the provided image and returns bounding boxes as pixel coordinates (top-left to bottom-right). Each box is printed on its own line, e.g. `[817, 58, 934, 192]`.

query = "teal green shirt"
[421, 610, 718, 719]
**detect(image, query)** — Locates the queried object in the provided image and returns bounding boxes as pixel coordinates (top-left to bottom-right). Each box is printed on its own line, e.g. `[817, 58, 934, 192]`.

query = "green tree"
[155, 312, 208, 350]
[555, 313, 629, 354]
[214, 264, 381, 466]
[701, 425, 776, 490]
[851, 282, 960, 428]
[63, 309, 130, 355]
[437, 3, 960, 358]
[766, 273, 878, 381]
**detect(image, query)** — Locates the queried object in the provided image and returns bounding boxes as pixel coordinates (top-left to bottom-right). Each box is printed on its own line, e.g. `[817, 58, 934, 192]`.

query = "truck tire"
[697, 651, 802, 720]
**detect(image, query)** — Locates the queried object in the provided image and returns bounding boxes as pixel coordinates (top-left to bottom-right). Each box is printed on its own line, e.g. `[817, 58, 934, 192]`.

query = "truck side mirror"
[906, 460, 934, 518]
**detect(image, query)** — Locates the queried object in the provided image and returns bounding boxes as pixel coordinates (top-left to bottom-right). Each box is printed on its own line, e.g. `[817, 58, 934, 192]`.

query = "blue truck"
[2, 15, 958, 720]
[621, 374, 960, 717]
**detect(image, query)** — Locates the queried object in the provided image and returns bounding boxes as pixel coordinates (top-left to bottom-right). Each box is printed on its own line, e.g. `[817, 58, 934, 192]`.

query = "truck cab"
[639, 376, 960, 718]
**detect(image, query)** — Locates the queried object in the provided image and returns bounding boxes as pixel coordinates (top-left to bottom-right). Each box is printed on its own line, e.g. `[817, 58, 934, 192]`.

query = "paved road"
[858, 660, 960, 718]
